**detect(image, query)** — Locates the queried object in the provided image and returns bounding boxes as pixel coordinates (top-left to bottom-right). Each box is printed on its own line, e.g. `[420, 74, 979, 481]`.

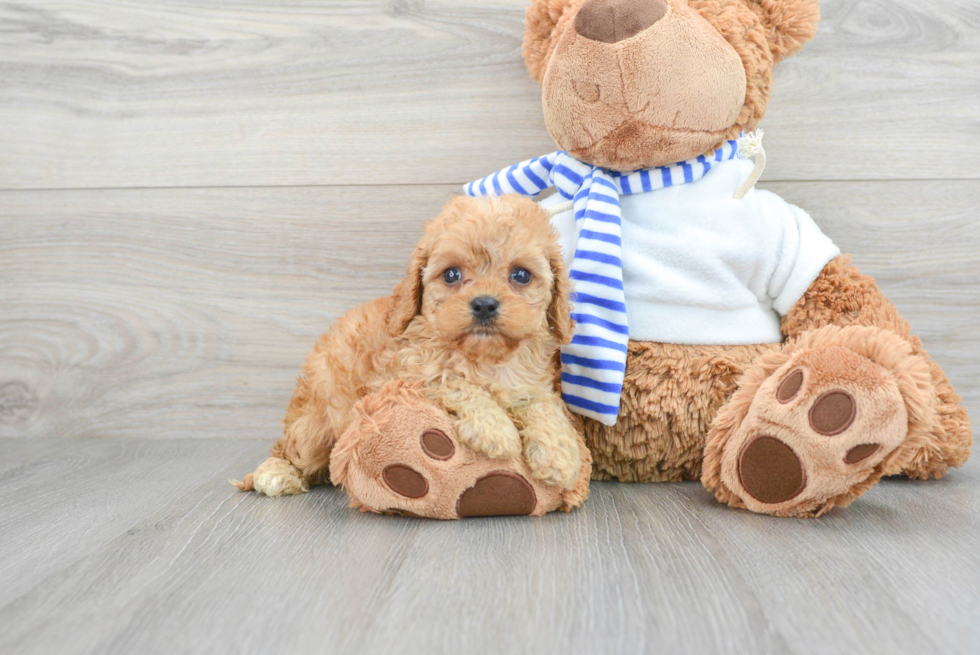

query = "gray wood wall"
[2, 0, 978, 441]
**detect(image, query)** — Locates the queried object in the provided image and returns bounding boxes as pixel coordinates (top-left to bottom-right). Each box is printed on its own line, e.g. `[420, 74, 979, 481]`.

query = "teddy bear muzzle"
[541, 0, 747, 171]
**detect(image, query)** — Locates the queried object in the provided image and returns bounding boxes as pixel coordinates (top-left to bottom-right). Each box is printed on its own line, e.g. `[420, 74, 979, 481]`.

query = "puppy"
[234, 195, 583, 497]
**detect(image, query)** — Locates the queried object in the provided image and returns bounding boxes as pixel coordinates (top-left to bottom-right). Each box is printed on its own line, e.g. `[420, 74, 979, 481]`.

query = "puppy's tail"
[229, 473, 254, 492]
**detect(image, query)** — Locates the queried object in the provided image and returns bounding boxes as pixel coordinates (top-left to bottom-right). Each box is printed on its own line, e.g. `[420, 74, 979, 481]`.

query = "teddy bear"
[463, 0, 972, 516]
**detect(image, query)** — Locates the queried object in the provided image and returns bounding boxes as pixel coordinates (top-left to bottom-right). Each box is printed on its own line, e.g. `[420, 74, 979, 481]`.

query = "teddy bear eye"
[510, 268, 532, 285]
[443, 267, 462, 284]
[572, 80, 600, 103]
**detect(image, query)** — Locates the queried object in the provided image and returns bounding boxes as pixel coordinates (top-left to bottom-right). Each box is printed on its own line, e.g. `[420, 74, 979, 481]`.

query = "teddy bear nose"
[470, 296, 500, 322]
[575, 0, 668, 43]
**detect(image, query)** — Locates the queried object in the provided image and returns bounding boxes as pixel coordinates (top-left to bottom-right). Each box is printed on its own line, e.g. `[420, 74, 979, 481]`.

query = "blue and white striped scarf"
[465, 139, 741, 425]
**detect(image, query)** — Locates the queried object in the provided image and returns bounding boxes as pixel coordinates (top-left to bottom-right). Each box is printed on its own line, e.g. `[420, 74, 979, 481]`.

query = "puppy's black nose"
[470, 296, 500, 322]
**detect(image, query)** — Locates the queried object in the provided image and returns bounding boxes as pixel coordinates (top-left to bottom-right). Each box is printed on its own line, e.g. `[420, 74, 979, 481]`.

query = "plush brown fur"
[524, 0, 971, 516]
[233, 196, 591, 516]
[585, 341, 776, 482]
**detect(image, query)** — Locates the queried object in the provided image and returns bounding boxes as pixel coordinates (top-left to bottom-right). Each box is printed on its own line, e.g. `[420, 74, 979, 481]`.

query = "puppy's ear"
[386, 239, 429, 336]
[546, 238, 574, 344]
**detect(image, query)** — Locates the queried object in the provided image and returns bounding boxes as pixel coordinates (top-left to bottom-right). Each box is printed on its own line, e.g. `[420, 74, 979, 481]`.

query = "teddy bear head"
[523, 0, 820, 171]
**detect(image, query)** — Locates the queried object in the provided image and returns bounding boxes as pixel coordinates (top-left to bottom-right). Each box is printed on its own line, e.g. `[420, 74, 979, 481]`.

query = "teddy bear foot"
[328, 381, 585, 519]
[703, 326, 937, 517]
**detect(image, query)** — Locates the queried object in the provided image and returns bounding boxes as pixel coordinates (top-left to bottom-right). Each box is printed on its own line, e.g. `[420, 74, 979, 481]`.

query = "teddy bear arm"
[780, 254, 911, 341]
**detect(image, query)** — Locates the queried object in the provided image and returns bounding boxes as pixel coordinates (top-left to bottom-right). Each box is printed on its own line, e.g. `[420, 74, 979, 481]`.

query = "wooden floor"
[0, 439, 977, 654]
[1, 1, 979, 653]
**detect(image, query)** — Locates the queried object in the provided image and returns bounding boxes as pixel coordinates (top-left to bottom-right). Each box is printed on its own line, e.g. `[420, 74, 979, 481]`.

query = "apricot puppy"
[234, 195, 583, 498]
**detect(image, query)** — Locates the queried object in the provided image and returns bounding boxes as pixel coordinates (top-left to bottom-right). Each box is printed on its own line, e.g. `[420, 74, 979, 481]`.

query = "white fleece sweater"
[542, 158, 840, 345]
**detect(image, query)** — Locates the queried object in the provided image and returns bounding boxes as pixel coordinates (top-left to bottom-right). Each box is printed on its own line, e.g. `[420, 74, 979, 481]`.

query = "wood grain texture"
[0, 438, 977, 655]
[0, 0, 978, 190]
[1, 181, 977, 441]
[0, 438, 269, 607]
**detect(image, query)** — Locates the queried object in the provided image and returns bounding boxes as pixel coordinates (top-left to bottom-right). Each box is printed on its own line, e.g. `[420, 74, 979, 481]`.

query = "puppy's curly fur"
[233, 195, 583, 497]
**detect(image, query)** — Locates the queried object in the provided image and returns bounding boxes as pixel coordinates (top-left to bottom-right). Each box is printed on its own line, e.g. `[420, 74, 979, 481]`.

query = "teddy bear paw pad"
[737, 435, 806, 505]
[382, 464, 429, 498]
[456, 471, 537, 517]
[420, 429, 454, 460]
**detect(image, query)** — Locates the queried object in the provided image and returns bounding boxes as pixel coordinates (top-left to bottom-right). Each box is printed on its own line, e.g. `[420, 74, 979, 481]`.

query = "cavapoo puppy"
[234, 195, 584, 501]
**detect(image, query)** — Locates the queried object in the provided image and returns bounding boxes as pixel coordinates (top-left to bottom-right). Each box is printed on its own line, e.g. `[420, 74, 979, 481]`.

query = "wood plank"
[0, 438, 269, 607]
[0, 438, 977, 654]
[693, 476, 980, 653]
[0, 0, 977, 190]
[1, 181, 977, 440]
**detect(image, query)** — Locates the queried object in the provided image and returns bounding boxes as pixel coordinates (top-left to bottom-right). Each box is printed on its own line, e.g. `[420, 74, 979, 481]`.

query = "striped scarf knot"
[465, 140, 741, 425]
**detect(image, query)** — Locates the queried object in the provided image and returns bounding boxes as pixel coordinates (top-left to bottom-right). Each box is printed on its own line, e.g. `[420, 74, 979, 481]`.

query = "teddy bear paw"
[710, 337, 919, 517]
[329, 383, 585, 519]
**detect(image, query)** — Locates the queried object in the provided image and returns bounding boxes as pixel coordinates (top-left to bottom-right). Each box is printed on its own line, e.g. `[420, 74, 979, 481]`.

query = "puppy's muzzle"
[470, 296, 500, 324]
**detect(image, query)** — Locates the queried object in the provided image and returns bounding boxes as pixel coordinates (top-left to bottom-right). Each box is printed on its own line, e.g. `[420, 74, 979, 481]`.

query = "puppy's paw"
[522, 433, 581, 490]
[250, 457, 310, 497]
[454, 411, 522, 460]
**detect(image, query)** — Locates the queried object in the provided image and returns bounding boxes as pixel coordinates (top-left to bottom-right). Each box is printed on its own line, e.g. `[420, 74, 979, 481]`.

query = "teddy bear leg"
[781, 255, 972, 480]
[702, 324, 939, 517]
[328, 381, 589, 519]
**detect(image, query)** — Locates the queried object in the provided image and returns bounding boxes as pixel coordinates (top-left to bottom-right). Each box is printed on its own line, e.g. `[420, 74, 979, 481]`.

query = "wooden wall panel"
[2, 180, 976, 439]
[0, 0, 977, 189]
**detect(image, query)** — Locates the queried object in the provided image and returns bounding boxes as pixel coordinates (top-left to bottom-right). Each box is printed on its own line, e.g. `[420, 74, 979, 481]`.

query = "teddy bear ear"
[743, 0, 821, 62]
[523, 0, 580, 82]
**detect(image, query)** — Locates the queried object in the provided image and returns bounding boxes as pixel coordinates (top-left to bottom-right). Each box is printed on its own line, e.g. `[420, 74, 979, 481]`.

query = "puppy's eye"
[510, 268, 532, 285]
[443, 267, 462, 284]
